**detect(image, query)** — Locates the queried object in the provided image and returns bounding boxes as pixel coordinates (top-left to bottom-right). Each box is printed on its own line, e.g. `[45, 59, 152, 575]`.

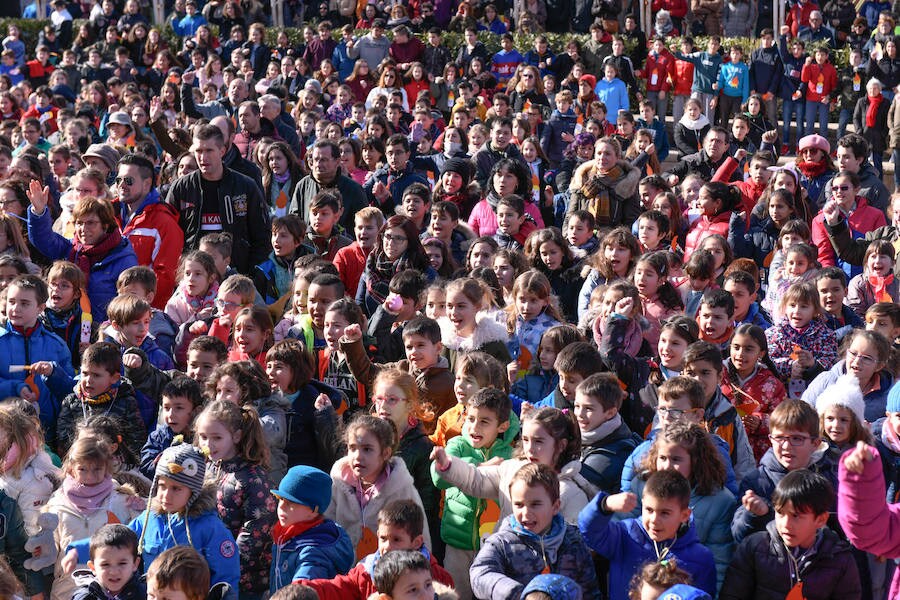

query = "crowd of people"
[6, 0, 900, 599]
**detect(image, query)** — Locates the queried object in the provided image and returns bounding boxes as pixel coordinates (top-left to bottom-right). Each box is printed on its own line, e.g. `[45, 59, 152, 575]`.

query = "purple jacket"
[838, 446, 900, 599]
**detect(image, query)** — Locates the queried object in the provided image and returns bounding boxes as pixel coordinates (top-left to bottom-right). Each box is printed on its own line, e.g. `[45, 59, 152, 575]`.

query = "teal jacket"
[431, 411, 520, 551]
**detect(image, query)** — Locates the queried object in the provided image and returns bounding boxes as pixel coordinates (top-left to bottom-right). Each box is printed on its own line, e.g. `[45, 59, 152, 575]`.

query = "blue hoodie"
[270, 519, 354, 592]
[579, 493, 717, 600]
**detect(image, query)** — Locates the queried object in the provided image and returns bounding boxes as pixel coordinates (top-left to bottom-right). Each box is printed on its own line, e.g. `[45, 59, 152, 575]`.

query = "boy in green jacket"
[430, 388, 519, 600]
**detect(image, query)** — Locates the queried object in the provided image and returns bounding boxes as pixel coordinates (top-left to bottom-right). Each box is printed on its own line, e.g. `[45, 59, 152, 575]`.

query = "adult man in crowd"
[289, 139, 367, 233]
[665, 127, 743, 184]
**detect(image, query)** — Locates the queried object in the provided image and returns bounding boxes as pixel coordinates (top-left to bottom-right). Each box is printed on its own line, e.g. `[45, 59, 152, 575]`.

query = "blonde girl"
[814, 374, 872, 457]
[195, 401, 275, 598]
[505, 270, 563, 377]
[45, 436, 142, 600]
[633, 421, 736, 590]
[326, 414, 431, 559]
[207, 360, 287, 483]
[721, 323, 787, 461]
[164, 250, 220, 327]
[579, 227, 641, 319]
[0, 403, 59, 535]
[633, 251, 684, 348]
[440, 277, 512, 371]
[626, 128, 662, 177]
[369, 369, 439, 556]
[432, 405, 591, 525]
[227, 305, 274, 365]
[847, 240, 898, 317]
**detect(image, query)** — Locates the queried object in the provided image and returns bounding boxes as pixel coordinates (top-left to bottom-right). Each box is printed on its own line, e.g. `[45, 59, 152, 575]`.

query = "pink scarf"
[62, 475, 114, 515]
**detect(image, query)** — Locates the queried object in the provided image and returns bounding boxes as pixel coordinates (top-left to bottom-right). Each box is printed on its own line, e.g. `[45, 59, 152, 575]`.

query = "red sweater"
[801, 60, 838, 103]
[811, 197, 886, 267]
[640, 49, 677, 93]
[333, 242, 369, 298]
[302, 553, 453, 600]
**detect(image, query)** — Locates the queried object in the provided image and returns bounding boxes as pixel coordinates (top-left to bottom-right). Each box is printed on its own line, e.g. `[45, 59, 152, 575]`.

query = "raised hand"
[343, 323, 362, 342]
[26, 179, 49, 215]
[614, 296, 634, 319]
[843, 440, 877, 474]
[430, 445, 450, 470]
[605, 492, 638, 513]
[742, 490, 769, 516]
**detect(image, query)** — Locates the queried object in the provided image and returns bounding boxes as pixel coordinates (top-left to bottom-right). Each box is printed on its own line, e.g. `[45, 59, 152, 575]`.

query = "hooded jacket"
[580, 418, 642, 496]
[0, 320, 75, 446]
[685, 210, 732, 260]
[431, 413, 520, 551]
[284, 381, 346, 473]
[325, 456, 432, 560]
[251, 392, 290, 484]
[822, 163, 890, 213]
[56, 379, 146, 459]
[166, 168, 272, 274]
[439, 314, 512, 373]
[731, 446, 838, 542]
[578, 492, 717, 600]
[71, 570, 145, 600]
[566, 159, 641, 228]
[470, 514, 600, 600]
[0, 449, 58, 536]
[48, 482, 142, 600]
[719, 521, 860, 600]
[28, 206, 139, 322]
[113, 188, 184, 308]
[541, 108, 578, 167]
[301, 548, 454, 600]
[269, 518, 354, 591]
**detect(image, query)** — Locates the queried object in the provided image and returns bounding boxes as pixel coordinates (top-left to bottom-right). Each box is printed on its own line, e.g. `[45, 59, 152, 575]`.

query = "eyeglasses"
[115, 176, 135, 186]
[373, 395, 406, 406]
[834, 184, 852, 192]
[847, 349, 878, 366]
[75, 218, 102, 228]
[383, 233, 407, 242]
[768, 434, 813, 447]
[215, 298, 242, 310]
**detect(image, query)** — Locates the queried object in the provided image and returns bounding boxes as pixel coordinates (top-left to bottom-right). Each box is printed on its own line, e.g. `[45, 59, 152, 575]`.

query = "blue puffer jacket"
[139, 424, 177, 480]
[27, 207, 138, 322]
[0, 320, 75, 442]
[510, 369, 557, 414]
[470, 514, 600, 600]
[269, 519, 354, 592]
[579, 493, 717, 600]
[803, 359, 894, 423]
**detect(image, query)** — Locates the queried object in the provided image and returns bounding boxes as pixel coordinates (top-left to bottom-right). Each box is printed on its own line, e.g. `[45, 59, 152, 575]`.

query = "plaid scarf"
[366, 251, 409, 304]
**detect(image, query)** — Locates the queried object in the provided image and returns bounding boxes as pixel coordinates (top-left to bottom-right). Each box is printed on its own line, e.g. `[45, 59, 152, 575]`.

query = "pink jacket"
[812, 198, 886, 267]
[467, 199, 544, 238]
[838, 446, 900, 600]
[684, 211, 731, 260]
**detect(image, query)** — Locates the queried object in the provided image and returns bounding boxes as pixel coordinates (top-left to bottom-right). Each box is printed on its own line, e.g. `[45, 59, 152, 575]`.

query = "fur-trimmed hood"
[149, 482, 218, 518]
[438, 312, 509, 352]
[569, 158, 642, 201]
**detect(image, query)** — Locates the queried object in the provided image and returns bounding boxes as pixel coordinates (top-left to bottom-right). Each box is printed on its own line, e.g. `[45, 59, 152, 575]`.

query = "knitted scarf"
[795, 158, 829, 179]
[272, 516, 324, 544]
[866, 94, 884, 128]
[68, 229, 123, 283]
[868, 273, 895, 302]
[366, 251, 407, 304]
[62, 475, 114, 516]
[183, 280, 219, 314]
[585, 165, 624, 226]
[581, 414, 623, 446]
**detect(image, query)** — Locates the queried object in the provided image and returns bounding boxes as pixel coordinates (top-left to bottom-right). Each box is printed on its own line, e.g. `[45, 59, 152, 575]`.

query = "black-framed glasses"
[115, 176, 135, 186]
[768, 434, 813, 447]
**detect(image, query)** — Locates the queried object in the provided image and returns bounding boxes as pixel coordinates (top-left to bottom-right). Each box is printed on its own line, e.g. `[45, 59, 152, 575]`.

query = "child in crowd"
[720, 323, 786, 461]
[430, 387, 517, 598]
[535, 340, 603, 411]
[195, 401, 275, 596]
[635, 251, 683, 348]
[847, 239, 898, 317]
[696, 289, 735, 352]
[207, 360, 288, 482]
[42, 260, 93, 369]
[301, 500, 453, 600]
[56, 342, 145, 458]
[731, 399, 837, 543]
[333, 207, 385, 298]
[439, 277, 512, 371]
[253, 215, 309, 304]
[116, 266, 178, 357]
[720, 470, 860, 599]
[48, 436, 142, 600]
[469, 463, 599, 599]
[681, 250, 717, 318]
[505, 270, 562, 378]
[576, 373, 641, 495]
[579, 469, 717, 600]
[178, 274, 256, 365]
[269, 465, 353, 590]
[146, 546, 225, 600]
[766, 282, 838, 398]
[763, 243, 819, 323]
[723, 270, 771, 329]
[165, 251, 219, 328]
[511, 325, 583, 412]
[227, 305, 274, 365]
[139, 376, 203, 479]
[816, 267, 864, 342]
[370, 550, 456, 600]
[71, 525, 144, 600]
[431, 351, 505, 447]
[326, 414, 431, 559]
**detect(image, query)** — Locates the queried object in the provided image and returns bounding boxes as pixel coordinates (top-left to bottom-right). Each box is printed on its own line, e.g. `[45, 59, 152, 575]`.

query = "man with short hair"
[665, 126, 742, 183]
[798, 10, 836, 46]
[289, 139, 367, 233]
[364, 134, 430, 214]
[233, 101, 280, 160]
[259, 95, 301, 157]
[113, 154, 183, 307]
[210, 115, 263, 188]
[181, 73, 248, 119]
[166, 125, 271, 273]
[303, 20, 337, 71]
[346, 18, 390, 72]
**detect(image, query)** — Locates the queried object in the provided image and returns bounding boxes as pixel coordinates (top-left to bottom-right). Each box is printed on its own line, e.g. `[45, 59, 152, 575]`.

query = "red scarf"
[272, 516, 324, 544]
[795, 158, 828, 179]
[867, 94, 884, 128]
[868, 273, 895, 302]
[68, 229, 123, 283]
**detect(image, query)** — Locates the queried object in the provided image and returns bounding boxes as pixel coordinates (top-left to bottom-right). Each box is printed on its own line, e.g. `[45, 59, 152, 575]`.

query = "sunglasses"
[115, 176, 135, 186]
